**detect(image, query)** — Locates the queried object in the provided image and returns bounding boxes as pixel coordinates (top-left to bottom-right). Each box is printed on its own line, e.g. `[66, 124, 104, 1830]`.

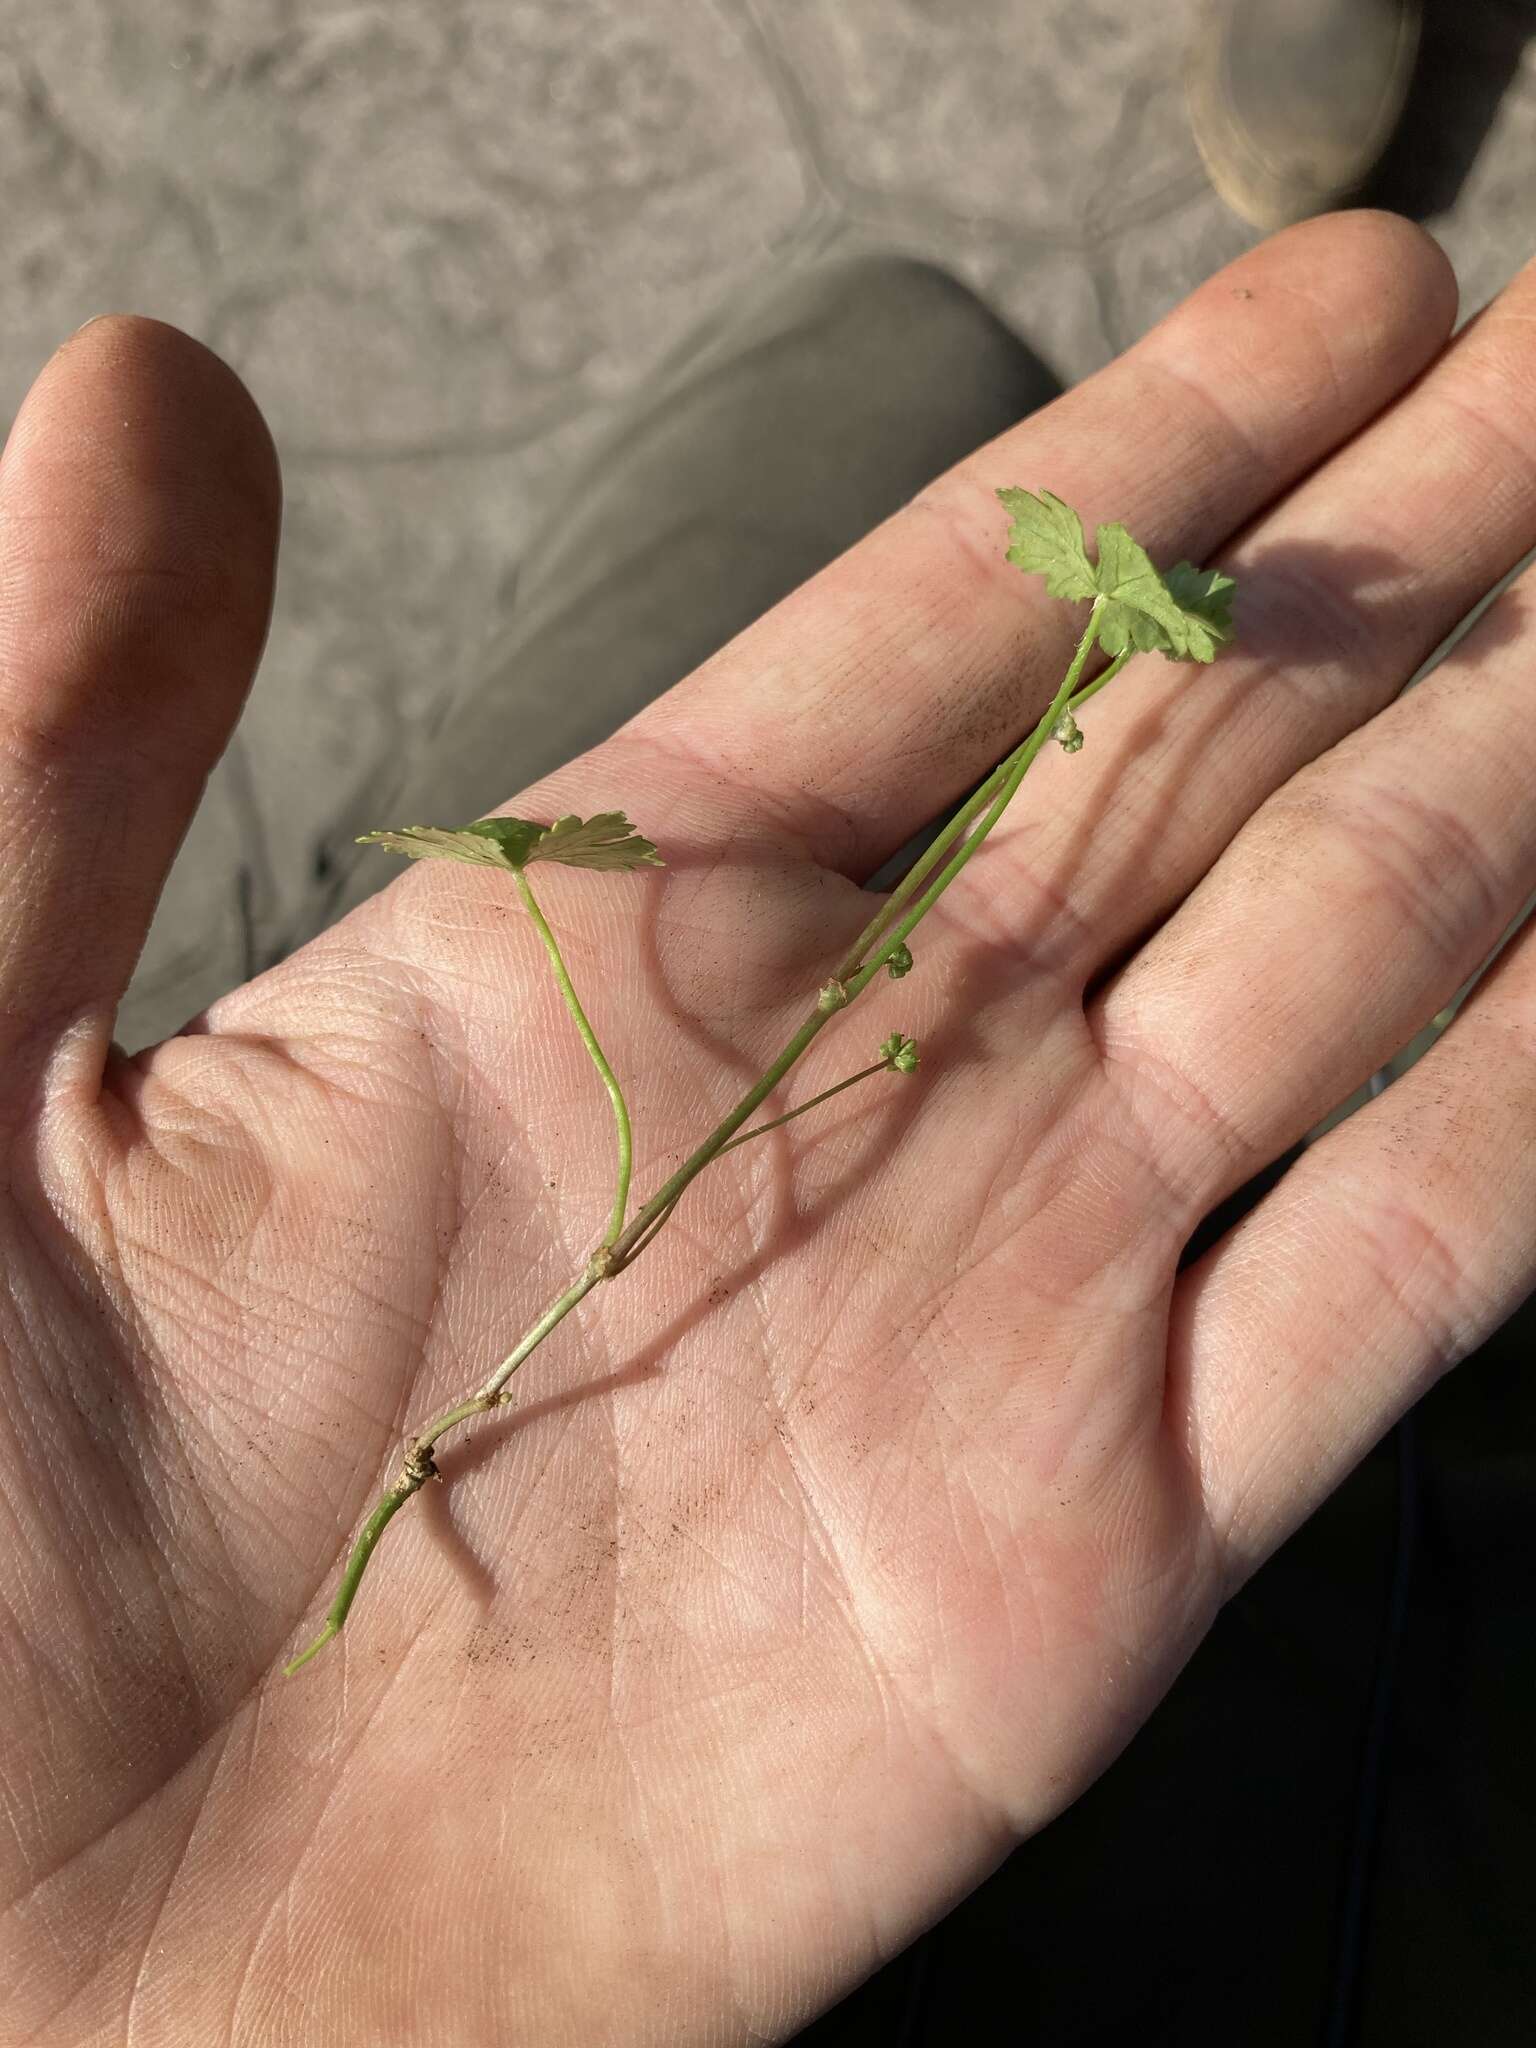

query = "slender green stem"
[283, 1485, 419, 1675]
[716, 1059, 892, 1156]
[835, 639, 1129, 979]
[1061, 649, 1129, 719]
[836, 767, 1008, 977]
[469, 1262, 604, 1406]
[281, 1261, 604, 1675]
[844, 627, 1125, 997]
[600, 627, 1112, 1276]
[288, 995, 858, 1672]
[513, 867, 632, 1247]
[615, 1188, 685, 1269]
[607, 1000, 843, 1269]
[286, 614, 1139, 1673]
[610, 1059, 898, 1269]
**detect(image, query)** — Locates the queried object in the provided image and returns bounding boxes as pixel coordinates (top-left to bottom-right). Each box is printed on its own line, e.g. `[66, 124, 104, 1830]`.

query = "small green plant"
[283, 490, 1237, 1675]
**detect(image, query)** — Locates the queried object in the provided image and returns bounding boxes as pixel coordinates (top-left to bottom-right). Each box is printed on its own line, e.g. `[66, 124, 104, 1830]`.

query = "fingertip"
[1236, 207, 1459, 347]
[1295, 207, 1456, 314]
[1138, 207, 1458, 466]
[0, 314, 283, 735]
[20, 313, 281, 535]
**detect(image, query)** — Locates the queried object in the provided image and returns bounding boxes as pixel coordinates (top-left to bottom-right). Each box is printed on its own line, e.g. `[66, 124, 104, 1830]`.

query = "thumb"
[0, 315, 280, 1118]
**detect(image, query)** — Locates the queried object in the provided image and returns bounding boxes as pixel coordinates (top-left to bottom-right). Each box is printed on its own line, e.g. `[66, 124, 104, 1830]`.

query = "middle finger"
[970, 241, 1536, 989]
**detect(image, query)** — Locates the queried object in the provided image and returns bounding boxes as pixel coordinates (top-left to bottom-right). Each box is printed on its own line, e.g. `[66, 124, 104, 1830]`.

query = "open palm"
[4, 214, 1535, 2046]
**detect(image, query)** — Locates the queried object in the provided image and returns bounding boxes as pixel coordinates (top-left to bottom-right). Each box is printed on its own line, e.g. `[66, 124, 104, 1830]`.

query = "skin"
[0, 210, 1533, 2045]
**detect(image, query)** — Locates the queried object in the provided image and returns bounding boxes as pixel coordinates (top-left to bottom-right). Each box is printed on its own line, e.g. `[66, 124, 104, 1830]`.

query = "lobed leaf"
[1091, 523, 1195, 658]
[1160, 560, 1238, 661]
[356, 824, 530, 868]
[359, 810, 663, 874]
[524, 811, 664, 872]
[996, 487, 1098, 603]
[997, 487, 1238, 664]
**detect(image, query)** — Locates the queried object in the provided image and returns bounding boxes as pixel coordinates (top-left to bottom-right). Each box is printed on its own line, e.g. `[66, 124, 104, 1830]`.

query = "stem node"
[402, 1440, 440, 1486]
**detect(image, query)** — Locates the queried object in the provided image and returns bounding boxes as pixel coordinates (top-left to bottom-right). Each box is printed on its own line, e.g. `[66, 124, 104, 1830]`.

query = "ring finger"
[1088, 556, 1536, 1227]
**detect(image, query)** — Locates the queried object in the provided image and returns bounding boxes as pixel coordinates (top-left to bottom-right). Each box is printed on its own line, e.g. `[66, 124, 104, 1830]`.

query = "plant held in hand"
[283, 490, 1237, 1675]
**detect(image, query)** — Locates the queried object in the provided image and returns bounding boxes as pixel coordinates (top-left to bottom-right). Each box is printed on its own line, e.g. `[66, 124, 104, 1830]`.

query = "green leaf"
[357, 824, 532, 869]
[1090, 523, 1195, 659]
[1161, 560, 1238, 661]
[359, 810, 663, 874]
[996, 487, 1098, 603]
[461, 817, 553, 866]
[886, 940, 914, 980]
[522, 811, 664, 872]
[998, 488, 1238, 665]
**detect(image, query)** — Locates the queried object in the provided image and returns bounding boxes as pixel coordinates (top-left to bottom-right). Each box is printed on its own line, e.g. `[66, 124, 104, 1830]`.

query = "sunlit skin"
[2, 212, 1535, 2044]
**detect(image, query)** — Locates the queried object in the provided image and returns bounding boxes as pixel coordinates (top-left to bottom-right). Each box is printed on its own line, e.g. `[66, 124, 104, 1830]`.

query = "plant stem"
[1060, 649, 1129, 720]
[281, 1261, 604, 1676]
[614, 1188, 684, 1269]
[282, 1487, 415, 1675]
[843, 620, 1120, 999]
[606, 998, 846, 1267]
[285, 614, 1134, 1673]
[597, 617, 1114, 1276]
[715, 1059, 894, 1156]
[601, 1058, 899, 1271]
[513, 867, 632, 1247]
[836, 639, 1130, 978]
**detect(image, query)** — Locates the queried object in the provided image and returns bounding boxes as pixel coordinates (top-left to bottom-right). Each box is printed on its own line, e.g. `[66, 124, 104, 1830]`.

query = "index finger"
[554, 212, 1455, 880]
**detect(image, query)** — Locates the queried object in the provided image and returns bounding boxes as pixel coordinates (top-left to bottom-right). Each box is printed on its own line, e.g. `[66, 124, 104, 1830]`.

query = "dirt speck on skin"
[1232, 286, 1254, 300]
[464, 1621, 519, 1668]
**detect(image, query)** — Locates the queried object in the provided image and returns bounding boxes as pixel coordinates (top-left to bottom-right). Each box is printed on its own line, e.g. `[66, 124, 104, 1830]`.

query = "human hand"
[2, 212, 1532, 2045]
